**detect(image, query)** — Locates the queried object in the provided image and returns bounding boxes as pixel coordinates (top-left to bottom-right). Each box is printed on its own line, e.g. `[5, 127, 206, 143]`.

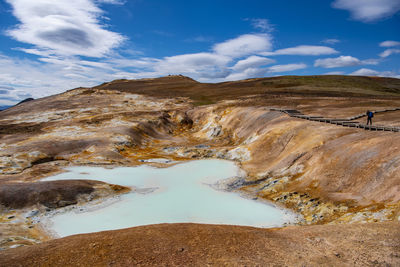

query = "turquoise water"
[42, 160, 296, 237]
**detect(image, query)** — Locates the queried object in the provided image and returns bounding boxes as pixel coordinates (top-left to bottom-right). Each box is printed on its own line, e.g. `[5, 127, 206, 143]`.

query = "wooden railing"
[270, 108, 400, 132]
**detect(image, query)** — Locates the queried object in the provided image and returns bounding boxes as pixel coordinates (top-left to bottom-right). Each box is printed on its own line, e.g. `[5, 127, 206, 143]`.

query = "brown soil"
[93, 75, 400, 104]
[0, 222, 399, 266]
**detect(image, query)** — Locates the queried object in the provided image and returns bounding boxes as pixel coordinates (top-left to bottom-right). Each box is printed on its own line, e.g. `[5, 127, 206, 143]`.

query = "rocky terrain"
[0, 75, 399, 265]
[1, 223, 398, 266]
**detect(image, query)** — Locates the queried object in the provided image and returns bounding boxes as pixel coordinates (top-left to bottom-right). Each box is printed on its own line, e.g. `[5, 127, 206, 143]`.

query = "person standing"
[366, 110, 373, 125]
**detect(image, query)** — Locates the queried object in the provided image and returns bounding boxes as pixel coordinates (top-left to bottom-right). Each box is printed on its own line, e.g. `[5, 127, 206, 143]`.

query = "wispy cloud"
[262, 45, 338, 56]
[314, 55, 379, 68]
[5, 0, 125, 57]
[268, 63, 307, 73]
[248, 18, 274, 32]
[96, 0, 126, 4]
[379, 49, 400, 58]
[232, 56, 275, 71]
[224, 63, 307, 81]
[332, 0, 400, 22]
[0, 85, 31, 105]
[324, 71, 345, 75]
[315, 55, 360, 68]
[154, 53, 232, 76]
[321, 38, 340, 45]
[213, 34, 273, 58]
[379, 40, 400, 47]
[107, 57, 161, 69]
[224, 67, 268, 81]
[0, 52, 130, 102]
[185, 36, 214, 43]
[378, 40, 400, 57]
[350, 68, 400, 78]
[351, 68, 380, 76]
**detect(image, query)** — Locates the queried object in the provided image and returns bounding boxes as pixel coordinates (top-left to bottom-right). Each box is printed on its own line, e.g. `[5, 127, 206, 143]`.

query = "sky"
[0, 0, 399, 105]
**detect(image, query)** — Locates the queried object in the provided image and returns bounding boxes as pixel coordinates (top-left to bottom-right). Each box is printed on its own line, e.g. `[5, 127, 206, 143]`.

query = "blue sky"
[0, 0, 399, 105]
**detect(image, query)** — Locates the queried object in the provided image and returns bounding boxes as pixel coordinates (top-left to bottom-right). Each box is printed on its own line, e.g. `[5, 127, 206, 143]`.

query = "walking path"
[271, 108, 400, 132]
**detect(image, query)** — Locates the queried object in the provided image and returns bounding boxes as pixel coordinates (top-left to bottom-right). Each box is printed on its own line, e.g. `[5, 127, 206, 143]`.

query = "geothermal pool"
[42, 159, 296, 237]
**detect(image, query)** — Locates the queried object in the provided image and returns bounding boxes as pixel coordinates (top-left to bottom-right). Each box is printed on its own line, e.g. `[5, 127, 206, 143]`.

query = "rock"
[0, 180, 111, 210]
[57, 200, 77, 207]
[25, 210, 39, 218]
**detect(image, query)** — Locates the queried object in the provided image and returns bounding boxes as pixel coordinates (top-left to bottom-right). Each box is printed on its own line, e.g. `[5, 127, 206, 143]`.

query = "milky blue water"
[42, 159, 296, 237]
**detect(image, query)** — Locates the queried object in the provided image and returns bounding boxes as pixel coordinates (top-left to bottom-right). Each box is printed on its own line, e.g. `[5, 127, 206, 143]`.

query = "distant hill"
[0, 98, 34, 112]
[92, 75, 400, 106]
[16, 98, 34, 105]
[0, 105, 12, 111]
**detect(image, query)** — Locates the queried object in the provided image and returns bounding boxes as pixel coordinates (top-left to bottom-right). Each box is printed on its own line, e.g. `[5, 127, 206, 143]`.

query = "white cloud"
[0, 86, 14, 95]
[322, 39, 341, 45]
[96, 0, 125, 4]
[315, 55, 381, 68]
[225, 62, 307, 81]
[250, 18, 274, 32]
[232, 56, 275, 71]
[0, 99, 18, 106]
[5, 0, 125, 57]
[0, 53, 122, 102]
[107, 57, 161, 69]
[14, 48, 52, 57]
[154, 53, 232, 75]
[362, 59, 380, 65]
[350, 68, 400, 78]
[262, 45, 338, 56]
[0, 85, 32, 105]
[351, 68, 380, 76]
[332, 0, 400, 22]
[213, 34, 273, 58]
[379, 49, 400, 57]
[314, 55, 360, 68]
[268, 63, 307, 73]
[324, 71, 345, 75]
[225, 67, 269, 81]
[380, 40, 400, 47]
[185, 36, 213, 43]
